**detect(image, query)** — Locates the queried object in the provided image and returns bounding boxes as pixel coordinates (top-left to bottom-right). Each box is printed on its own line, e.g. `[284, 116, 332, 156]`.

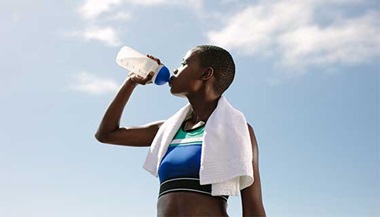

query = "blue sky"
[0, 0, 379, 216]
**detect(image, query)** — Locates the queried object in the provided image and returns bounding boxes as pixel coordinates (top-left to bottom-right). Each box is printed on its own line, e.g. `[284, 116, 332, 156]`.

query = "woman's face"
[169, 48, 205, 97]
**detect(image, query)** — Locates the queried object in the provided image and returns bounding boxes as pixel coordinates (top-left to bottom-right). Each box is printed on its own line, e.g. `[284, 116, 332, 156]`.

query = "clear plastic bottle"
[116, 46, 170, 85]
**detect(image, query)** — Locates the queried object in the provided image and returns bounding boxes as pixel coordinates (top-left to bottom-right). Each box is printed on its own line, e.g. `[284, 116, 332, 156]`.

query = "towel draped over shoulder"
[143, 96, 253, 196]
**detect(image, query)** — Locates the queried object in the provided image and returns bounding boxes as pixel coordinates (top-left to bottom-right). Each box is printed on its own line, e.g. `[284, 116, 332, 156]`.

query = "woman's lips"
[168, 76, 175, 87]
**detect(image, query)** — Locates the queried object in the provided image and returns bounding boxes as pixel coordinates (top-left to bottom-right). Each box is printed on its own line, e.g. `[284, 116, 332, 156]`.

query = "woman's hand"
[128, 71, 154, 85]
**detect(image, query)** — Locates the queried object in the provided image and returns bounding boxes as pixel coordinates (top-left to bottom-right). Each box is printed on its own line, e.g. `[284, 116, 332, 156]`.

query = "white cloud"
[134, 0, 169, 5]
[278, 12, 380, 68]
[79, 0, 122, 20]
[207, 0, 380, 71]
[78, 0, 202, 20]
[106, 11, 131, 21]
[74, 0, 379, 74]
[207, 1, 312, 55]
[69, 71, 119, 95]
[75, 0, 204, 47]
[72, 26, 121, 47]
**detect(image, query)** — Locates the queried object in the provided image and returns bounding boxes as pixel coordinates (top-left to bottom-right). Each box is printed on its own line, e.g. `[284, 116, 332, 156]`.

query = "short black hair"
[194, 45, 235, 95]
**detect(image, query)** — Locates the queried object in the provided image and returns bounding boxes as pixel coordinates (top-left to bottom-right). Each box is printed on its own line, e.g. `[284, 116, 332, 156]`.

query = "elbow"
[94, 131, 108, 143]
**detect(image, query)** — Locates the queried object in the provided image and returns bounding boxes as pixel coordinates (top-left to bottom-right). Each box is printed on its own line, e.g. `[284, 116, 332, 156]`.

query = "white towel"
[143, 96, 253, 196]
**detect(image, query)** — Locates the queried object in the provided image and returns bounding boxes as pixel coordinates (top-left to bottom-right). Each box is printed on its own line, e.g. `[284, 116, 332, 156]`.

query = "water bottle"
[116, 46, 170, 85]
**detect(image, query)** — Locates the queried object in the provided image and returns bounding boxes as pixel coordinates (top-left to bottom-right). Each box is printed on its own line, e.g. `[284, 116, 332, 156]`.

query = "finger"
[147, 54, 161, 65]
[128, 71, 136, 77]
[129, 72, 145, 84]
[142, 71, 154, 84]
[129, 74, 141, 84]
[134, 71, 153, 85]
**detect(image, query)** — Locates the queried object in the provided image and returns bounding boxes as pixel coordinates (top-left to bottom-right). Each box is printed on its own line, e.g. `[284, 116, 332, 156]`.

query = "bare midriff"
[157, 191, 228, 216]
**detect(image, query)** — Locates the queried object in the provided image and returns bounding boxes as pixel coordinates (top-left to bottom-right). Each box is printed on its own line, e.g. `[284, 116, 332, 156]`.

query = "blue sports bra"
[158, 124, 228, 201]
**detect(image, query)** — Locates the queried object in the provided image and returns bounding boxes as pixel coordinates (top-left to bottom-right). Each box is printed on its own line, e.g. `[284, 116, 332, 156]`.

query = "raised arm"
[95, 72, 163, 147]
[241, 123, 266, 217]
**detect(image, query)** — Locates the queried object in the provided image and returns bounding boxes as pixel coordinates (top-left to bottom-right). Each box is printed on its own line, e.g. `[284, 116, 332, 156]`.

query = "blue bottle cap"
[154, 65, 170, 85]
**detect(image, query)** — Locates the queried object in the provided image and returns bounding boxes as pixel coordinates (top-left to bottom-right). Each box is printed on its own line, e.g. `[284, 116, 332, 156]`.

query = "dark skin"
[95, 48, 266, 216]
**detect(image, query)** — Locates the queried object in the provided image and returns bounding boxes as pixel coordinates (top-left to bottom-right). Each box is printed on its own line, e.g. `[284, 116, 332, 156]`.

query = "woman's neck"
[187, 95, 220, 123]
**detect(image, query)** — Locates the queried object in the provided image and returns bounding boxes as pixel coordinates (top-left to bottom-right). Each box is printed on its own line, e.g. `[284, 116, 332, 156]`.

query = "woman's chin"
[170, 90, 186, 98]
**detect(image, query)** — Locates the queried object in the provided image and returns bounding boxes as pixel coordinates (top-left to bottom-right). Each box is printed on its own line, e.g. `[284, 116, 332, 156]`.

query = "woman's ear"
[201, 67, 214, 80]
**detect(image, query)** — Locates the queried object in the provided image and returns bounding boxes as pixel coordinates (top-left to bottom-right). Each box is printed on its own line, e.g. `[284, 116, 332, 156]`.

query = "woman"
[95, 45, 266, 216]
